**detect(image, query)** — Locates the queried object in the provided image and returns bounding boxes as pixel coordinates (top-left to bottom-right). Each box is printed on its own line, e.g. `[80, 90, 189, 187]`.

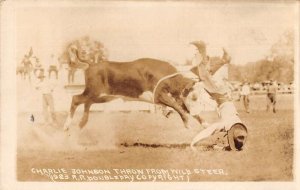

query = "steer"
[63, 58, 204, 130]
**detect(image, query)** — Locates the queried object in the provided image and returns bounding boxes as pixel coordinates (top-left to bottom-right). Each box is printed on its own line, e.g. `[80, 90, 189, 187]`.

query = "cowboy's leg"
[196, 76, 230, 107]
[195, 61, 234, 106]
[190, 121, 223, 147]
[197, 63, 219, 93]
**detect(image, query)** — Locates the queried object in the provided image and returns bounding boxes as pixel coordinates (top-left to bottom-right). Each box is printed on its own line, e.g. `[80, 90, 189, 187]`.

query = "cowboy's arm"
[196, 63, 219, 93]
[190, 121, 224, 146]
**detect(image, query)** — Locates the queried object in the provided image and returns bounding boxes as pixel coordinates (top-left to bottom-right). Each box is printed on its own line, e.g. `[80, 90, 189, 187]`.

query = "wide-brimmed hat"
[227, 123, 248, 151]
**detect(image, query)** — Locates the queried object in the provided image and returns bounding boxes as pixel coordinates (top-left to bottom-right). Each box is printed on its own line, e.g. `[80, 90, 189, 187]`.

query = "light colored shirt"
[268, 84, 277, 94]
[218, 101, 242, 131]
[36, 80, 55, 94]
[212, 64, 230, 94]
[240, 84, 250, 95]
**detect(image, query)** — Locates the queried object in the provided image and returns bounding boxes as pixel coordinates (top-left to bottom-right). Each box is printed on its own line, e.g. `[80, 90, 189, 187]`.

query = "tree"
[229, 30, 294, 83]
[59, 36, 108, 66]
[270, 29, 294, 64]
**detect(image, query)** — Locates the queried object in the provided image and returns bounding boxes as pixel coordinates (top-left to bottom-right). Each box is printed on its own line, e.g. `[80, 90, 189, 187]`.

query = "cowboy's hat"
[227, 123, 248, 151]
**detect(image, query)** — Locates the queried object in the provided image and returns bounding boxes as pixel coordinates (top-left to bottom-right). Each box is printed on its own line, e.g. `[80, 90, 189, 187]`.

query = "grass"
[17, 94, 294, 181]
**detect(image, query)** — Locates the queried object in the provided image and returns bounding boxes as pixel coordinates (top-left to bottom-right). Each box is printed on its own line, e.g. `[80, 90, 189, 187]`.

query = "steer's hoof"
[79, 122, 86, 129]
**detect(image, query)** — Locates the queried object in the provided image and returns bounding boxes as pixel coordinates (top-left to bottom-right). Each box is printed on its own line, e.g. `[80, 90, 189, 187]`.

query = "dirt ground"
[17, 92, 294, 181]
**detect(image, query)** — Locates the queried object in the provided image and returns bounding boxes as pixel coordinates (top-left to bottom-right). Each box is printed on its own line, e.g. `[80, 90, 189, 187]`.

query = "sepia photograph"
[0, 0, 299, 189]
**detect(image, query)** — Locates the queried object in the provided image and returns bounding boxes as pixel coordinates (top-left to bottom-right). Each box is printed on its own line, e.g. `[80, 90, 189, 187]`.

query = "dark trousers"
[267, 93, 276, 113]
[242, 95, 250, 112]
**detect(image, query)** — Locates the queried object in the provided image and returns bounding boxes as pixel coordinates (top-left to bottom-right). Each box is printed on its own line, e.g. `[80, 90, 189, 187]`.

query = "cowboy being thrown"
[187, 41, 248, 151]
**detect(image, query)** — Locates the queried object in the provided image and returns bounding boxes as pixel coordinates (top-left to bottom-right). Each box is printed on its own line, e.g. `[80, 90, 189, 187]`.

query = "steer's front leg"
[157, 92, 200, 129]
[79, 101, 92, 129]
[64, 94, 89, 131]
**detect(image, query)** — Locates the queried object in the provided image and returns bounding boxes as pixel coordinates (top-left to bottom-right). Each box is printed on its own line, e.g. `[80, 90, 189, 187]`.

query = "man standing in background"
[35, 71, 57, 125]
[266, 80, 277, 113]
[240, 82, 251, 113]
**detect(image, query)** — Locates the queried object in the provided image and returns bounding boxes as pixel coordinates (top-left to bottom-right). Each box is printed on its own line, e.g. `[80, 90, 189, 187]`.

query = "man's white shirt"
[36, 79, 56, 95]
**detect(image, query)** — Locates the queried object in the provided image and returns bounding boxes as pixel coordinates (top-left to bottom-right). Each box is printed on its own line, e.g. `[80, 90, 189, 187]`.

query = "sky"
[15, 1, 296, 65]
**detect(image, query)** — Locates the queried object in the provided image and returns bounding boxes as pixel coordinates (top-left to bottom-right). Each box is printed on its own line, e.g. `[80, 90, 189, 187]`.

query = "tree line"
[229, 30, 294, 83]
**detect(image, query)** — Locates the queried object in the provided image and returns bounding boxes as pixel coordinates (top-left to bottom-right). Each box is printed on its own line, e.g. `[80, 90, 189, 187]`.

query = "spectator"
[33, 56, 44, 77]
[266, 81, 277, 113]
[35, 71, 57, 125]
[240, 82, 251, 113]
